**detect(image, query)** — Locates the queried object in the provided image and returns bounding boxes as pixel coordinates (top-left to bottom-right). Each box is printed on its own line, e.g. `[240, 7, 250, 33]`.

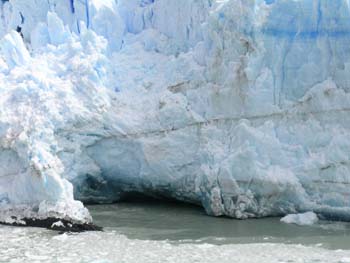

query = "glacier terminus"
[0, 0, 350, 228]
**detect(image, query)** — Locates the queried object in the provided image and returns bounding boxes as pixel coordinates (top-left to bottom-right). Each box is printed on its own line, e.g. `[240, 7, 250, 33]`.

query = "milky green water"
[2, 201, 350, 263]
[89, 201, 350, 250]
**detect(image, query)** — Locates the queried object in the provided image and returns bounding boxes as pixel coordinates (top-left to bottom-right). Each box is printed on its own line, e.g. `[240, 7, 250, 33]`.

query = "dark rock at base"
[1, 217, 103, 232]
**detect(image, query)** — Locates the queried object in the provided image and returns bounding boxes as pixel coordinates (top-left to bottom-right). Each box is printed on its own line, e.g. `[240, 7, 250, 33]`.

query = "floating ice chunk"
[52, 232, 68, 241]
[51, 220, 64, 228]
[281, 212, 319, 226]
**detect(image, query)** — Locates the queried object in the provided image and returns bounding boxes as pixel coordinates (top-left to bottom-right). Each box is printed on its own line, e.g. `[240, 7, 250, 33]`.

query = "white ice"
[281, 212, 319, 226]
[0, 0, 350, 223]
[1, 226, 350, 263]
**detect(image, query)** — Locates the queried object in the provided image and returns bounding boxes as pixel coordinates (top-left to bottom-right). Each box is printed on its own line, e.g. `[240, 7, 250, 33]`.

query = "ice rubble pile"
[1, 0, 350, 225]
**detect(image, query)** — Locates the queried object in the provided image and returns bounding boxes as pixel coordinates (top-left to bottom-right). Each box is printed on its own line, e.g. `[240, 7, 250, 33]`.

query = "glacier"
[1, 0, 350, 227]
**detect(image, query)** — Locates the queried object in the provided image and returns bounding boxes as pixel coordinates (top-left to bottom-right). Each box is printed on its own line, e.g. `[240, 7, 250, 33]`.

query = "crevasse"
[1, 0, 350, 226]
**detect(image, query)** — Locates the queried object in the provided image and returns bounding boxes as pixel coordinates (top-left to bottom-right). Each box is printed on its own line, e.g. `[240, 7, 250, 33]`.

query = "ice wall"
[1, 0, 350, 224]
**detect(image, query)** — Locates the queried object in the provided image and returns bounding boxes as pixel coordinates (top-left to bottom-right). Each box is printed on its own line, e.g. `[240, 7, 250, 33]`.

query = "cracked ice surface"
[1, 0, 350, 223]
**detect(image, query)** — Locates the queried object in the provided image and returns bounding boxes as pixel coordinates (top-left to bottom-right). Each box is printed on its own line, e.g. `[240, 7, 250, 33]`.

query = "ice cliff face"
[1, 0, 350, 225]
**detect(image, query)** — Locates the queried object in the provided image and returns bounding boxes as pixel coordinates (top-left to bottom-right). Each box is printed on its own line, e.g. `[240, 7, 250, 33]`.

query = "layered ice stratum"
[1, 0, 350, 225]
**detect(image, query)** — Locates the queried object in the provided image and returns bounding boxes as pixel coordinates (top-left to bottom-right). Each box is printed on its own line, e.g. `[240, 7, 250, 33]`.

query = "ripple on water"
[1, 226, 350, 263]
[3, 202, 350, 263]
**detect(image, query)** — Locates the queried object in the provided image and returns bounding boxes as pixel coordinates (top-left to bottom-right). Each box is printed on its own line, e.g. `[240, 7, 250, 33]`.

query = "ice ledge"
[0, 201, 102, 232]
[11, 201, 92, 224]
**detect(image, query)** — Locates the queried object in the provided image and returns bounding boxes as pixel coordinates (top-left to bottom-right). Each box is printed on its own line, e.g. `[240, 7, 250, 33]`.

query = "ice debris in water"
[281, 212, 319, 226]
[1, 0, 350, 225]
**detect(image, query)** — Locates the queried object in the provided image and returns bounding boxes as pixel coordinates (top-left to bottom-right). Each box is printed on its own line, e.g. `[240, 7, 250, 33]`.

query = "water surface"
[1, 201, 350, 263]
[89, 201, 350, 249]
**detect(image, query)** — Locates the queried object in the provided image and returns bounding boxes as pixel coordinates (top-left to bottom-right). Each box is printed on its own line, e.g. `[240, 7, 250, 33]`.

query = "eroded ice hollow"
[1, 0, 350, 228]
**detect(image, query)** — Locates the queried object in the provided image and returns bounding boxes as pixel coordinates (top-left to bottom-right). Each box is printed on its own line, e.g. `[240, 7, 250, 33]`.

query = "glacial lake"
[1, 201, 350, 262]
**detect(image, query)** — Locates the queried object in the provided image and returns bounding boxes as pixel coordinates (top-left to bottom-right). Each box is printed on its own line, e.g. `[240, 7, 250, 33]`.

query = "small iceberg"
[281, 212, 319, 226]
